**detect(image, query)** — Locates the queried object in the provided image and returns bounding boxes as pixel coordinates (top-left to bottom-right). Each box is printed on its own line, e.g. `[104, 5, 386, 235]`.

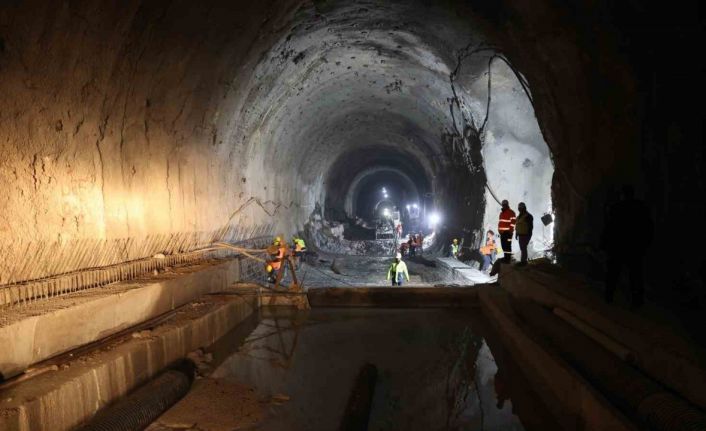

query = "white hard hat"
[395, 252, 402, 259]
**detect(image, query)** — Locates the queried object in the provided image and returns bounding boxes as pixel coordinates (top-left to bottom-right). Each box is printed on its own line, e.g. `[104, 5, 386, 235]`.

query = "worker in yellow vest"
[386, 253, 410, 286]
[291, 236, 307, 269]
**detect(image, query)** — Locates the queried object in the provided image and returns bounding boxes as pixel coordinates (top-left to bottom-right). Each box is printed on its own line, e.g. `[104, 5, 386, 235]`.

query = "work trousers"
[518, 235, 531, 264]
[392, 273, 404, 286]
[481, 251, 496, 271]
[605, 254, 644, 305]
[500, 231, 513, 262]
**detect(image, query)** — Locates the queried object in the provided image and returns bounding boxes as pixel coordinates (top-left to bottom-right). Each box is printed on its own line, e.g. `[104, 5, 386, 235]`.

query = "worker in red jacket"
[498, 200, 516, 263]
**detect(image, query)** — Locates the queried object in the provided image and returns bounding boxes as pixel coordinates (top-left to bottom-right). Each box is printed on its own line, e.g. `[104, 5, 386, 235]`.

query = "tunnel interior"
[1, 1, 705, 429]
[0, 0, 701, 294]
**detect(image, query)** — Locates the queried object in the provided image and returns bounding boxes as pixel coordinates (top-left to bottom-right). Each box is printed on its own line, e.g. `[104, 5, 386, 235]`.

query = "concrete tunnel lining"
[0, 0, 571, 282]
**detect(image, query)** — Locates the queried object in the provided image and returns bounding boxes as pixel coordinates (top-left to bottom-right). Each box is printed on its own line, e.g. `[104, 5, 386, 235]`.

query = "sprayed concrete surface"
[149, 307, 560, 431]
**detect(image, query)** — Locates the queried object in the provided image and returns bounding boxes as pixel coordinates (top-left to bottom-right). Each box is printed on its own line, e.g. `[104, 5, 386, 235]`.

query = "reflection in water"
[212, 308, 528, 431]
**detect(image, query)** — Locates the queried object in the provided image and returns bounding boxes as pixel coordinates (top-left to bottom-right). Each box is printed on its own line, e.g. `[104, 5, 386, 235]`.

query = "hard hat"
[273, 236, 281, 244]
[395, 252, 402, 259]
[453, 238, 458, 243]
[266, 264, 273, 272]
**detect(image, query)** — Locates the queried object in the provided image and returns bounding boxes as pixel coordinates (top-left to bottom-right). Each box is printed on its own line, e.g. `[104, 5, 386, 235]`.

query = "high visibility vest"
[387, 261, 410, 281]
[451, 244, 459, 255]
[498, 209, 517, 233]
[294, 238, 306, 251]
[270, 246, 285, 270]
[515, 212, 534, 235]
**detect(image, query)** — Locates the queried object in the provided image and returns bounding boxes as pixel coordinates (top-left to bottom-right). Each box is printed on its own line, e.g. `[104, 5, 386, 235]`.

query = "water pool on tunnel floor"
[200, 307, 559, 431]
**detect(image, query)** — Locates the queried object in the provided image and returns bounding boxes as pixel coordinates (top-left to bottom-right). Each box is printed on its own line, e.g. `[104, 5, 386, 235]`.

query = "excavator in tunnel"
[0, 0, 705, 430]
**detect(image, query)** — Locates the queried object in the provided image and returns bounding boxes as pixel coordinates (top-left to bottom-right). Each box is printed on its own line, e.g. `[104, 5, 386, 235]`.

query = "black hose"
[339, 363, 378, 431]
[76, 364, 193, 431]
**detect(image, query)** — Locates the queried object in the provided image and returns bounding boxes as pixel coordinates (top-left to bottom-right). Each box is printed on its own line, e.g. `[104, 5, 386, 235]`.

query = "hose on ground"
[76, 368, 192, 431]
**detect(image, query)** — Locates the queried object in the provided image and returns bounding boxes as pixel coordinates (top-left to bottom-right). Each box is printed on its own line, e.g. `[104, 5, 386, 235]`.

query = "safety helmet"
[266, 264, 273, 272]
[273, 236, 282, 245]
[395, 252, 402, 259]
[453, 238, 458, 243]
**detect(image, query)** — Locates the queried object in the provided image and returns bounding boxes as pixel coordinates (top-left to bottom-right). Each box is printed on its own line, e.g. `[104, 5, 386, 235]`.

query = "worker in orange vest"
[498, 200, 516, 263]
[265, 236, 287, 283]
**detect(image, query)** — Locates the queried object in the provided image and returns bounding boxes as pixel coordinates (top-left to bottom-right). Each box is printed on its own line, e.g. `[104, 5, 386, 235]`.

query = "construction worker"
[498, 200, 517, 263]
[265, 236, 286, 283]
[515, 203, 534, 266]
[407, 234, 416, 257]
[291, 235, 307, 269]
[386, 252, 410, 286]
[480, 230, 497, 272]
[450, 238, 460, 259]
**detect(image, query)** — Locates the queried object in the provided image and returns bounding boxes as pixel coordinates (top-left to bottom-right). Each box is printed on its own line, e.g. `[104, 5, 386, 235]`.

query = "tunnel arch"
[345, 166, 421, 220]
[1, 0, 694, 290]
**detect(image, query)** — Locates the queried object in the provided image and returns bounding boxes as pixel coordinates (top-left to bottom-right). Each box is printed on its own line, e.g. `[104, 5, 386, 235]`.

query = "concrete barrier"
[478, 287, 637, 431]
[0, 293, 258, 431]
[501, 264, 706, 411]
[435, 258, 493, 284]
[0, 257, 258, 380]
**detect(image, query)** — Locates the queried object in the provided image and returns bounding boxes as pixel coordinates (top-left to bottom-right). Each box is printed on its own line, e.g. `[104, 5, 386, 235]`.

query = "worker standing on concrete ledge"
[387, 253, 410, 286]
[515, 203, 534, 266]
[498, 200, 517, 263]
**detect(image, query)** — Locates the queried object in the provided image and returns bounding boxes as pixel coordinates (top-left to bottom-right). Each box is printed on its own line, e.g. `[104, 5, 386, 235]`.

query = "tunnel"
[0, 1, 704, 430]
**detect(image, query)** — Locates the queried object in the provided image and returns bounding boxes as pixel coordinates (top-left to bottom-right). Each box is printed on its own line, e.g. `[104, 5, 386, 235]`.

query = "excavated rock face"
[0, 1, 703, 296]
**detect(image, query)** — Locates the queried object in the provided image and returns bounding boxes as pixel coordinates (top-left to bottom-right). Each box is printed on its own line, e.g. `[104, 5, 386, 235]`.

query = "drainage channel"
[145, 304, 560, 431]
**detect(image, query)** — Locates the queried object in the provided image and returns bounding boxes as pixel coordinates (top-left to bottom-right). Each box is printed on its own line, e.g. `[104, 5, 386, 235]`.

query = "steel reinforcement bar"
[0, 236, 269, 309]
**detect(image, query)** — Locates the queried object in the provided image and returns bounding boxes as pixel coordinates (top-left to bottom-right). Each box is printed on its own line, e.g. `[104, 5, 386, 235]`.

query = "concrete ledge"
[0, 257, 255, 380]
[478, 287, 637, 431]
[436, 258, 492, 284]
[0, 293, 258, 431]
[501, 264, 706, 410]
[307, 287, 479, 308]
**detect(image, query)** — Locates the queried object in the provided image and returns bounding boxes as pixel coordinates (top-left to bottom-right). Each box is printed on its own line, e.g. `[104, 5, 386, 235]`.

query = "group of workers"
[449, 199, 534, 272]
[265, 235, 307, 283]
[400, 233, 424, 257]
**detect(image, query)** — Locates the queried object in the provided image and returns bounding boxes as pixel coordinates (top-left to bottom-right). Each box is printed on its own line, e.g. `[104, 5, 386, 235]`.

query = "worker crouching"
[387, 253, 410, 287]
[480, 230, 497, 272]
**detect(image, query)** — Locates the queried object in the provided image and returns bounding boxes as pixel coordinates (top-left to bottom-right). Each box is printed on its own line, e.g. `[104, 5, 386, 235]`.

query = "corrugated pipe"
[76, 362, 194, 431]
[514, 299, 706, 431]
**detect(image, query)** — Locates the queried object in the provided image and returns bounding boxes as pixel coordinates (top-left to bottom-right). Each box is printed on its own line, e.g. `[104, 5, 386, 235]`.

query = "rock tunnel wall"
[1, 0, 703, 297]
[0, 0, 304, 284]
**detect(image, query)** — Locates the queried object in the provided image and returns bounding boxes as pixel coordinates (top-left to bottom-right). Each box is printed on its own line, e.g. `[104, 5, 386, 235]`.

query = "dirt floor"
[146, 378, 267, 431]
[259, 253, 453, 288]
